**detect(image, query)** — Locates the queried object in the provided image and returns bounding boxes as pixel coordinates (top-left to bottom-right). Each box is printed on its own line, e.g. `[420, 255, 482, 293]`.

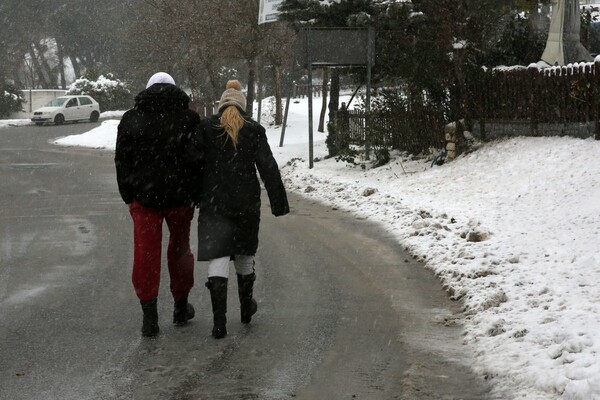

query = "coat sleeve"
[114, 116, 135, 204]
[255, 124, 289, 216]
[184, 116, 206, 204]
[186, 117, 207, 164]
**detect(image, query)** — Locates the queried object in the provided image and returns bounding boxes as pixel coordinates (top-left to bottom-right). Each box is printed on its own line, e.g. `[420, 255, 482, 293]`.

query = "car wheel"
[90, 111, 100, 122]
[54, 114, 65, 125]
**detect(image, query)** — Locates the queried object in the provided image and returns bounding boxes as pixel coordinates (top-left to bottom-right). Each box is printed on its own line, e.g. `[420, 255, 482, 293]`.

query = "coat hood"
[134, 83, 190, 112]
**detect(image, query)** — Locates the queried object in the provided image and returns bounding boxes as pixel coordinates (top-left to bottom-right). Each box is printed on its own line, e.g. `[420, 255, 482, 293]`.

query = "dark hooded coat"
[115, 83, 201, 208]
[191, 110, 289, 260]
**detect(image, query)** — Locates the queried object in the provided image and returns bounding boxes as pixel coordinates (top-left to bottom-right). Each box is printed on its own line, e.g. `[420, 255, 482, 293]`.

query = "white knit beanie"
[146, 72, 175, 89]
[218, 80, 246, 111]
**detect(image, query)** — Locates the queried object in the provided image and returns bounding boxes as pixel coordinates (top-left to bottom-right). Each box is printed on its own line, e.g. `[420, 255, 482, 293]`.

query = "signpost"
[279, 27, 375, 169]
[258, 3, 374, 169]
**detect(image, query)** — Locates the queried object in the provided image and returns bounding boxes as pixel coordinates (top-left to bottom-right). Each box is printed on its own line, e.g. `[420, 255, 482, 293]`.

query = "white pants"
[207, 255, 255, 278]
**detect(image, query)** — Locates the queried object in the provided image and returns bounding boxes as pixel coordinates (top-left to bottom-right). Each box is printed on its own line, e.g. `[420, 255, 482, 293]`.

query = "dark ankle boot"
[140, 298, 159, 337]
[206, 277, 228, 339]
[237, 273, 258, 324]
[173, 298, 195, 326]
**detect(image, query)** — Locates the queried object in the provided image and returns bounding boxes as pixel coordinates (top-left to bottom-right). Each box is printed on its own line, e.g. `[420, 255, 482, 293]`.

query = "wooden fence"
[466, 60, 600, 140]
[333, 106, 444, 155]
[324, 61, 600, 158]
[189, 98, 219, 117]
[293, 83, 327, 98]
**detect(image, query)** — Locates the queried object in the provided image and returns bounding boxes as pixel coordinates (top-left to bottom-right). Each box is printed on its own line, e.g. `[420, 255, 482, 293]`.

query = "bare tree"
[120, 0, 298, 122]
[0, 0, 128, 88]
[128, 0, 225, 100]
[212, 0, 263, 116]
[262, 22, 297, 125]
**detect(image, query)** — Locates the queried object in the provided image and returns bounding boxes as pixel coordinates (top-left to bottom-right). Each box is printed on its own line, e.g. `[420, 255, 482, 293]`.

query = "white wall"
[8, 90, 67, 119]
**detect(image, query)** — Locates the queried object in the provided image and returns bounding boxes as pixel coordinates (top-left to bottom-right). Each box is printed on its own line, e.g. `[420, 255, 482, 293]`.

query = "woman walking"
[191, 80, 289, 338]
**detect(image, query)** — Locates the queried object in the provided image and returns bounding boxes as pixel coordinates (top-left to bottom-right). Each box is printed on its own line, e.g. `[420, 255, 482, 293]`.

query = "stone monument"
[541, 0, 593, 65]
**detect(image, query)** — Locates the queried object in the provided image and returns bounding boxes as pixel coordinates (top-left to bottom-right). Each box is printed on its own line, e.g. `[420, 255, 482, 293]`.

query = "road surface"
[0, 122, 492, 399]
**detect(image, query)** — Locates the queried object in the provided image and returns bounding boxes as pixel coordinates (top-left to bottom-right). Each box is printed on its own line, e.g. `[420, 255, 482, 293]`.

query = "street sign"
[295, 28, 374, 67]
[258, 0, 284, 24]
[280, 27, 375, 168]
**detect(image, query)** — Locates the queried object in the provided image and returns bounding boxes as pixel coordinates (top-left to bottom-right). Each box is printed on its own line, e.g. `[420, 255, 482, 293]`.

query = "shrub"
[0, 84, 25, 118]
[67, 73, 132, 112]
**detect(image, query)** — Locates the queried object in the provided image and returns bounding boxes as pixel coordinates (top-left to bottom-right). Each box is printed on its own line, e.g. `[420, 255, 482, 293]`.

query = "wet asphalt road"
[0, 122, 492, 399]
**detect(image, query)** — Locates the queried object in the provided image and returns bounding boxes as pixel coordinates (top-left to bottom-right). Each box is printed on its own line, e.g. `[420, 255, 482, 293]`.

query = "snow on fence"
[332, 60, 600, 158]
[466, 61, 600, 140]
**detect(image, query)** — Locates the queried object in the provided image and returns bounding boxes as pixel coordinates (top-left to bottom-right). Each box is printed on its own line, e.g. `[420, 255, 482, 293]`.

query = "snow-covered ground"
[5, 95, 600, 399]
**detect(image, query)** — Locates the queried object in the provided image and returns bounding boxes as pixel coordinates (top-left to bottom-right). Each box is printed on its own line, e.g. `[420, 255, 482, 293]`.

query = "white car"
[31, 95, 100, 125]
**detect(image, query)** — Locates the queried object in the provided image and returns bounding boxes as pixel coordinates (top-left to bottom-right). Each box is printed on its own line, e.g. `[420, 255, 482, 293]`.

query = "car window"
[66, 98, 78, 107]
[46, 98, 68, 107]
[78, 97, 92, 105]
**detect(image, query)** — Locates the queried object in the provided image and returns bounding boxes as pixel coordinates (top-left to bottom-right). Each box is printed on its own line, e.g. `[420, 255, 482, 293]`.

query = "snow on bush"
[0, 85, 25, 118]
[67, 74, 132, 112]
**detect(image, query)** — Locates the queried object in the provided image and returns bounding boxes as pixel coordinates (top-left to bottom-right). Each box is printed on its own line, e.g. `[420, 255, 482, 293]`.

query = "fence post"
[479, 69, 487, 141]
[528, 64, 538, 136]
[595, 57, 600, 140]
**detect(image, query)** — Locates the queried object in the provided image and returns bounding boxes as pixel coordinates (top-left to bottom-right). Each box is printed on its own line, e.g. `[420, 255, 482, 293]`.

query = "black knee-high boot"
[140, 298, 159, 337]
[237, 273, 257, 324]
[173, 298, 195, 326]
[206, 277, 228, 339]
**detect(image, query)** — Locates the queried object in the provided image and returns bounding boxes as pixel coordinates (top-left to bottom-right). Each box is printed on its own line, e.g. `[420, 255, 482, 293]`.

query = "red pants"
[129, 200, 195, 302]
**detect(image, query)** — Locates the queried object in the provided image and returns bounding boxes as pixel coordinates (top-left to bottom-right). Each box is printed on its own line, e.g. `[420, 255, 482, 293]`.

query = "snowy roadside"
[0, 110, 124, 130]
[5, 96, 600, 399]
[270, 132, 600, 400]
[261, 97, 600, 400]
[0, 119, 34, 128]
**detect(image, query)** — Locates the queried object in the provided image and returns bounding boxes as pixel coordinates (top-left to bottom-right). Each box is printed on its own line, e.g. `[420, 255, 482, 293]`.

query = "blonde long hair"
[219, 105, 246, 149]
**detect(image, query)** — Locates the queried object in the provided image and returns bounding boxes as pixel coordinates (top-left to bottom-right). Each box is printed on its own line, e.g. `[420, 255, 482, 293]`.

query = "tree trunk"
[70, 55, 82, 79]
[318, 68, 329, 132]
[14, 66, 27, 89]
[328, 68, 340, 120]
[29, 47, 48, 89]
[185, 65, 200, 101]
[56, 41, 67, 89]
[203, 60, 221, 103]
[33, 42, 54, 88]
[246, 58, 257, 117]
[273, 64, 283, 125]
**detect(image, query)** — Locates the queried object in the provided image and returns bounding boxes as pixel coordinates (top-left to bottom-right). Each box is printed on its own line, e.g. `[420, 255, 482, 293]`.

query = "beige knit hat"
[218, 80, 246, 112]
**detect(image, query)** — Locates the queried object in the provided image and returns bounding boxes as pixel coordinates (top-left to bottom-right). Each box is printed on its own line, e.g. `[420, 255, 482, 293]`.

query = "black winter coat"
[115, 83, 201, 208]
[191, 111, 289, 260]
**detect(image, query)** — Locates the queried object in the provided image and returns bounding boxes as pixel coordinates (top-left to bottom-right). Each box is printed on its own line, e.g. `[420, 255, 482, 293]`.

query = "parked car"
[31, 95, 100, 125]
